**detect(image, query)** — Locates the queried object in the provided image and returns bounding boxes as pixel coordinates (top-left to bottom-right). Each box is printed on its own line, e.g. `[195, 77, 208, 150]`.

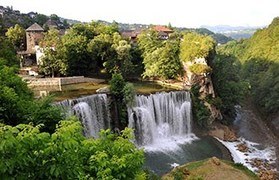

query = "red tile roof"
[153, 25, 173, 33]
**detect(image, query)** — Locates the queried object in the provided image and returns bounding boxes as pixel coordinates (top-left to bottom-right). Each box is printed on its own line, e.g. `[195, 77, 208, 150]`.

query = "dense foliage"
[0, 118, 144, 179]
[0, 36, 18, 67]
[180, 33, 215, 62]
[5, 24, 25, 50]
[0, 41, 62, 132]
[36, 21, 141, 78]
[0, 29, 145, 179]
[109, 72, 136, 127]
[189, 63, 212, 75]
[138, 30, 183, 79]
[0, 64, 63, 132]
[212, 54, 247, 121]
[190, 85, 211, 127]
[217, 17, 279, 114]
[39, 29, 67, 77]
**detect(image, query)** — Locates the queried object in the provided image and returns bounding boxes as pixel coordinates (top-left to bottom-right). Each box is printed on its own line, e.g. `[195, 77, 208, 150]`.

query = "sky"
[1, 0, 279, 28]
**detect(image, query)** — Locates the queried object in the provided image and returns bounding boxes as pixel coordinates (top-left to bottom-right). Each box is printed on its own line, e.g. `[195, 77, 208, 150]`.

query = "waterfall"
[55, 94, 111, 138]
[128, 91, 197, 151]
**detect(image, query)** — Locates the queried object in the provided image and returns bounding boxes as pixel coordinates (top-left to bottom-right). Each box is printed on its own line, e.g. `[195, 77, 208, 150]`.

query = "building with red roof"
[152, 25, 173, 39]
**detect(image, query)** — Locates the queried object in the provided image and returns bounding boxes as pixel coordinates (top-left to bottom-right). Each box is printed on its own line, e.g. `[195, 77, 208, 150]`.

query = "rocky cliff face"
[183, 57, 222, 124]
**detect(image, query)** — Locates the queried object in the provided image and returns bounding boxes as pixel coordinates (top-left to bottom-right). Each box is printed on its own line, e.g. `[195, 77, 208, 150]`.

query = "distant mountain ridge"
[201, 25, 264, 39]
[201, 24, 263, 33]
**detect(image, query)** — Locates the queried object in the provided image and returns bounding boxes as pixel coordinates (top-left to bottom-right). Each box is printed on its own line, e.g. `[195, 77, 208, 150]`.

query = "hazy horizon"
[1, 0, 279, 28]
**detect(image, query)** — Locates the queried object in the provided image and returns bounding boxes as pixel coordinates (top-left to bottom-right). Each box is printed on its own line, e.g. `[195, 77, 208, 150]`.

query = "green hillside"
[217, 17, 279, 115]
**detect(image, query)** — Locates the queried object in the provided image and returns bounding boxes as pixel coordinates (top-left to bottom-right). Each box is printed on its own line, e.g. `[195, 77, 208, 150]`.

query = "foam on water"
[217, 138, 277, 172]
[55, 94, 111, 138]
[128, 91, 198, 152]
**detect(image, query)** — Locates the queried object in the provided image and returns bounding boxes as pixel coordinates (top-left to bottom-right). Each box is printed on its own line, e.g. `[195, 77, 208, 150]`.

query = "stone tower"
[26, 23, 44, 53]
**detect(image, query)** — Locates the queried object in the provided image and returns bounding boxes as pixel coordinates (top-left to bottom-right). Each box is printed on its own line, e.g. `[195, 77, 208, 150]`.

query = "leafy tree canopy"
[180, 32, 215, 62]
[217, 16, 279, 114]
[5, 24, 25, 50]
[0, 118, 145, 179]
[39, 29, 67, 77]
[0, 36, 18, 67]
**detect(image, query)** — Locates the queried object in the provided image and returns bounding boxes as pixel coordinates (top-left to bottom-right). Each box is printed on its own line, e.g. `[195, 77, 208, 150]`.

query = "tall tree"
[180, 32, 215, 62]
[112, 38, 134, 77]
[34, 14, 49, 26]
[0, 37, 18, 67]
[62, 33, 91, 76]
[39, 29, 67, 77]
[5, 24, 26, 50]
[138, 29, 182, 79]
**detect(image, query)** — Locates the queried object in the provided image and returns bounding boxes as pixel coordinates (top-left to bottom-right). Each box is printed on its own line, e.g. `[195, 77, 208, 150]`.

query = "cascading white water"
[128, 91, 197, 151]
[55, 94, 110, 138]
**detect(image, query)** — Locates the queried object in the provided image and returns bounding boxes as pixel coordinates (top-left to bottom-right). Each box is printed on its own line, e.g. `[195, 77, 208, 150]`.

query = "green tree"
[0, 37, 18, 67]
[62, 33, 92, 76]
[5, 24, 26, 50]
[109, 72, 131, 126]
[123, 83, 136, 107]
[112, 38, 134, 77]
[0, 119, 144, 179]
[139, 32, 182, 79]
[137, 29, 162, 58]
[0, 64, 62, 132]
[217, 17, 279, 115]
[50, 14, 60, 22]
[138, 29, 185, 79]
[180, 32, 215, 62]
[40, 48, 67, 77]
[109, 72, 126, 97]
[39, 29, 67, 77]
[87, 33, 115, 74]
[212, 54, 247, 121]
[0, 64, 33, 125]
[34, 14, 49, 26]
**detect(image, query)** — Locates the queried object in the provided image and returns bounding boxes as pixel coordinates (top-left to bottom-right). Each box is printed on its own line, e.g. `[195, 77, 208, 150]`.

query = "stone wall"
[60, 76, 87, 85]
[26, 76, 86, 87]
[26, 31, 44, 53]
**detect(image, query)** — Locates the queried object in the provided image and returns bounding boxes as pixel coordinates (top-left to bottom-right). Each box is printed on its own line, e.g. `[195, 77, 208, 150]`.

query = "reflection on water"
[31, 81, 177, 101]
[31, 82, 108, 101]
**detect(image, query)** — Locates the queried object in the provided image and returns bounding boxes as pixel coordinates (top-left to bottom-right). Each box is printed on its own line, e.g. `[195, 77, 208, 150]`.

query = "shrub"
[189, 63, 212, 75]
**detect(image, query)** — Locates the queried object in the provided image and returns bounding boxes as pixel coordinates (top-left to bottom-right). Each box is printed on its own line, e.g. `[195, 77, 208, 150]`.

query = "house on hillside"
[43, 19, 58, 29]
[120, 25, 173, 42]
[18, 23, 45, 76]
[27, 12, 37, 19]
[121, 29, 141, 43]
[152, 25, 173, 39]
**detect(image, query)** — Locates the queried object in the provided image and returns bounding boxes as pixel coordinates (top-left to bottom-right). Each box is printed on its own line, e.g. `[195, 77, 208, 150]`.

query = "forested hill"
[0, 5, 75, 34]
[217, 17, 279, 115]
[219, 17, 279, 62]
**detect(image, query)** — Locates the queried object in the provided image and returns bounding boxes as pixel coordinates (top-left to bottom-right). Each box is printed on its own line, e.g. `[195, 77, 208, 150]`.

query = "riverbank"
[162, 157, 258, 180]
[208, 101, 279, 179]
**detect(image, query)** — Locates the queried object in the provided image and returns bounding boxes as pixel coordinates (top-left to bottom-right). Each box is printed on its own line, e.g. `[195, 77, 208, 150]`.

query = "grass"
[230, 162, 259, 179]
[185, 160, 206, 171]
[162, 158, 259, 180]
